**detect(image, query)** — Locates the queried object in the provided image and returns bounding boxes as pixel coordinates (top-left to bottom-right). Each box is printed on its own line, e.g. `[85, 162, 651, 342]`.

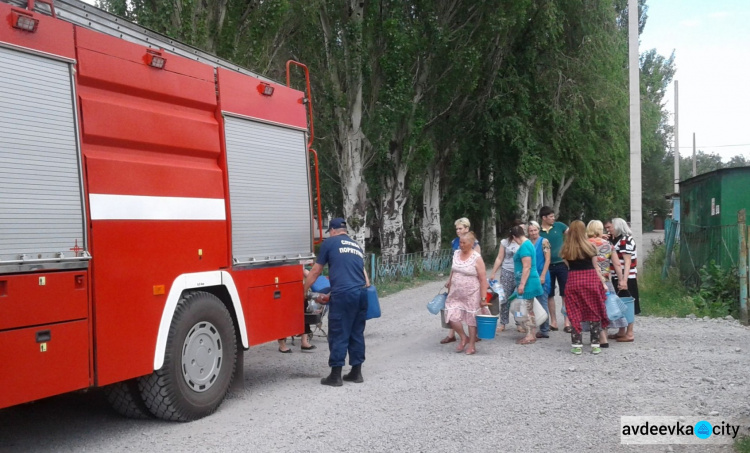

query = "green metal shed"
[678, 166, 750, 282]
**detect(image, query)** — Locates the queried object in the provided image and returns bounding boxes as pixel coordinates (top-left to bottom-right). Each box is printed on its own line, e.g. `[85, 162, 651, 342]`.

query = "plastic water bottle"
[490, 279, 502, 294]
[497, 287, 506, 305]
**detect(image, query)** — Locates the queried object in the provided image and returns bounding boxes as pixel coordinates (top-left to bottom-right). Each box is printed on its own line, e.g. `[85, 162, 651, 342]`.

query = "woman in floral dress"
[586, 220, 625, 348]
[444, 232, 489, 355]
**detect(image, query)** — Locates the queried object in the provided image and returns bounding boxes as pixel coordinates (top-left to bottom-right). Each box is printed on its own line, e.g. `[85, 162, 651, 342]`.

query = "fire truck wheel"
[138, 291, 237, 421]
[104, 379, 154, 419]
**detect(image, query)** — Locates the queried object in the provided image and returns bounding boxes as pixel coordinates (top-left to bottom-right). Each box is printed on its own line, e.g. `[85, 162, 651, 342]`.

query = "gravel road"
[2, 233, 749, 452]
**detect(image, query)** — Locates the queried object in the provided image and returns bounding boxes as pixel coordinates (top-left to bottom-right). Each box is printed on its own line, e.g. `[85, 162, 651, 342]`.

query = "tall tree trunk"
[529, 182, 544, 223]
[420, 160, 442, 252]
[319, 2, 370, 248]
[339, 123, 369, 247]
[379, 161, 409, 257]
[552, 173, 575, 216]
[378, 50, 430, 256]
[483, 170, 497, 250]
[516, 176, 537, 223]
[543, 182, 554, 209]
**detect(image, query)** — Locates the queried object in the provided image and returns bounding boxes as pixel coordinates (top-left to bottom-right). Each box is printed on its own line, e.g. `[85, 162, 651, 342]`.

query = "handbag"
[427, 291, 448, 315]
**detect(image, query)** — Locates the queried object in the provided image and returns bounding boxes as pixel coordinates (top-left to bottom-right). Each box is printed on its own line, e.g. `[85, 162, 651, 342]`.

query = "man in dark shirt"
[303, 217, 370, 386]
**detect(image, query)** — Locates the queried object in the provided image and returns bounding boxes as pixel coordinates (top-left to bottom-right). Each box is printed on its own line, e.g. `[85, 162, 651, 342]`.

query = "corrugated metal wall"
[224, 117, 313, 263]
[0, 47, 84, 260]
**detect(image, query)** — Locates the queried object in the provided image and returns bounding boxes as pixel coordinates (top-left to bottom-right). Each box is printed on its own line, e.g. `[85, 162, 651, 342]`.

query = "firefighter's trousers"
[327, 287, 368, 368]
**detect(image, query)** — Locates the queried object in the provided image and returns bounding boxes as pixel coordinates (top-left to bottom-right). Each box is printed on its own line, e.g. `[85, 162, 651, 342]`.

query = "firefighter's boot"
[320, 366, 343, 387]
[343, 364, 363, 383]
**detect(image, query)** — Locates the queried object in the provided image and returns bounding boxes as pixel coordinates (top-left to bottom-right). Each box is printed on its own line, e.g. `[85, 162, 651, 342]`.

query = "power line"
[677, 143, 750, 149]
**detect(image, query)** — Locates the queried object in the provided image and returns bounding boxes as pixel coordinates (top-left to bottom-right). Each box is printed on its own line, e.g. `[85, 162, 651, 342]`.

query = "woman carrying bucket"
[510, 225, 544, 345]
[444, 232, 490, 355]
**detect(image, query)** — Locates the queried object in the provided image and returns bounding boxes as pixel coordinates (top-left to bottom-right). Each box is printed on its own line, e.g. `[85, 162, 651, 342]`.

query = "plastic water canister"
[512, 299, 528, 322]
[366, 285, 381, 320]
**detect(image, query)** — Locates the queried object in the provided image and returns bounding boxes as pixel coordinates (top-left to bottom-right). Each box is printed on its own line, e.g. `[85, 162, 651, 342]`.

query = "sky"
[639, 0, 750, 163]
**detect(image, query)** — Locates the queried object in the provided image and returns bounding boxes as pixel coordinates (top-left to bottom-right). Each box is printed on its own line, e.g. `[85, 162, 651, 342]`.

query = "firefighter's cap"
[327, 218, 347, 232]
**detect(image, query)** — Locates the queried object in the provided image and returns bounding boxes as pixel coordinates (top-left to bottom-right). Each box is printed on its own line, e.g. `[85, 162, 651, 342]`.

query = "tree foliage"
[97, 0, 694, 253]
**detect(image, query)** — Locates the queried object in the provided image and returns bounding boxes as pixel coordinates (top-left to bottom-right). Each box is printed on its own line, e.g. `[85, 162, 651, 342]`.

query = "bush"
[695, 261, 740, 318]
[641, 242, 740, 318]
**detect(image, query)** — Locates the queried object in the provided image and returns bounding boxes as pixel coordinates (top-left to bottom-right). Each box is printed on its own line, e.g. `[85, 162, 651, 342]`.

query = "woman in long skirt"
[560, 220, 608, 355]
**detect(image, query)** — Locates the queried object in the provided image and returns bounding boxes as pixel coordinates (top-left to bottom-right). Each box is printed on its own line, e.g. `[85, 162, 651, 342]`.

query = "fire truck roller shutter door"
[0, 46, 87, 263]
[154, 271, 248, 370]
[138, 290, 237, 421]
[223, 116, 314, 264]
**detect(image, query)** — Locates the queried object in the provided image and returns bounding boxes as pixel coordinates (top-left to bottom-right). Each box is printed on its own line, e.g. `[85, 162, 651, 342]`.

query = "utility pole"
[692, 133, 697, 176]
[674, 80, 679, 193]
[628, 0, 643, 258]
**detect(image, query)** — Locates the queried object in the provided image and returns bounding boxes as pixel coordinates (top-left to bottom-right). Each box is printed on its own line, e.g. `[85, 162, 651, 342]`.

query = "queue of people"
[284, 209, 639, 386]
[440, 208, 639, 355]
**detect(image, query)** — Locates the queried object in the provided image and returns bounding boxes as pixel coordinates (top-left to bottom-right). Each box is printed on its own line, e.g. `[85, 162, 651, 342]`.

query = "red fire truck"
[0, 0, 323, 421]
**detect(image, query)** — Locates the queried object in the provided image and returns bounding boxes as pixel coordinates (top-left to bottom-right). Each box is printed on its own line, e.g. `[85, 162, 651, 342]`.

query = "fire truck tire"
[104, 379, 154, 419]
[138, 291, 237, 421]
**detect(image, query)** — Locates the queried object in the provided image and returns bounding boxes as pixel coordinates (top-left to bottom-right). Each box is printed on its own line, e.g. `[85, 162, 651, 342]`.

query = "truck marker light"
[153, 285, 165, 295]
[258, 82, 275, 96]
[145, 50, 167, 69]
[12, 10, 39, 32]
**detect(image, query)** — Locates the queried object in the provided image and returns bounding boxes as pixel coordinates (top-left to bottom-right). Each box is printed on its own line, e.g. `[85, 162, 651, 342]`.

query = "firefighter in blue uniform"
[303, 217, 370, 386]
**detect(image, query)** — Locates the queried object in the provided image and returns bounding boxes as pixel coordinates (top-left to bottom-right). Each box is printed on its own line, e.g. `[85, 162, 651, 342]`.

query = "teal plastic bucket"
[621, 297, 635, 324]
[476, 314, 499, 339]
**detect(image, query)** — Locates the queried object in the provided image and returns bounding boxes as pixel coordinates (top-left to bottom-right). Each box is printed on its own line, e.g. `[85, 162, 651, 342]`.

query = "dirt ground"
[2, 229, 749, 452]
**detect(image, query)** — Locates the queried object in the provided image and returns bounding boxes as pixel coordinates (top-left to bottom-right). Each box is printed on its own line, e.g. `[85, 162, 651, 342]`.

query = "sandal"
[440, 335, 457, 344]
[465, 346, 476, 355]
[455, 341, 467, 353]
[563, 326, 573, 333]
[515, 337, 536, 345]
[278, 348, 292, 354]
[301, 344, 317, 351]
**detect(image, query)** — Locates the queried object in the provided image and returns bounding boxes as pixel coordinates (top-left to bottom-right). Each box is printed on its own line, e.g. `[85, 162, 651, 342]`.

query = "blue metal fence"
[368, 249, 454, 284]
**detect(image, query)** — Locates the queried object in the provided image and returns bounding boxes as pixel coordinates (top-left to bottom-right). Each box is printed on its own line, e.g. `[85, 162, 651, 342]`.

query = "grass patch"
[735, 436, 750, 453]
[640, 241, 739, 318]
[375, 273, 447, 298]
[640, 240, 700, 317]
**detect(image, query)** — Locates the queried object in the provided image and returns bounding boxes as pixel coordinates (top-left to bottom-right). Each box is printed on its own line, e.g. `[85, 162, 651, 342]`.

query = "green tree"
[639, 49, 676, 228]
